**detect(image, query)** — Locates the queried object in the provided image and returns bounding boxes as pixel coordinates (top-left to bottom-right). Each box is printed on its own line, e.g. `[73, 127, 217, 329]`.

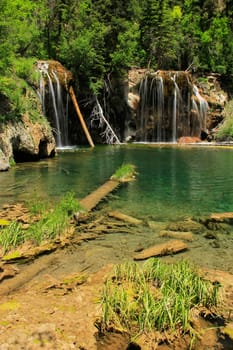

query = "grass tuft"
[0, 192, 83, 253]
[100, 259, 220, 338]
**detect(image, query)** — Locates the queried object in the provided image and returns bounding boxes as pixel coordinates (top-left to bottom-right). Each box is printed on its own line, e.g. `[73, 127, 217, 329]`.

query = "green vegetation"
[100, 259, 220, 339]
[110, 163, 136, 182]
[0, 192, 82, 253]
[0, 0, 233, 103]
[215, 99, 233, 141]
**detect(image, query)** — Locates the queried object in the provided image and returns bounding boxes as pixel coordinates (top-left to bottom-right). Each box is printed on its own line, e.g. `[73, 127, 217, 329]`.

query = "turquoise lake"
[1, 144, 233, 273]
[1, 144, 233, 220]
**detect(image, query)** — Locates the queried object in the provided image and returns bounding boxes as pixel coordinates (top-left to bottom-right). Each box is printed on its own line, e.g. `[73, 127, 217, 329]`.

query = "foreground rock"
[134, 239, 188, 260]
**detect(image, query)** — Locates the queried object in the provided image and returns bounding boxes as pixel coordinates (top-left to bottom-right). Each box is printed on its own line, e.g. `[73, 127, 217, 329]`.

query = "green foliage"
[1, 0, 233, 107]
[0, 193, 82, 253]
[0, 222, 24, 254]
[110, 163, 136, 182]
[100, 259, 220, 337]
[215, 99, 233, 140]
[26, 192, 82, 244]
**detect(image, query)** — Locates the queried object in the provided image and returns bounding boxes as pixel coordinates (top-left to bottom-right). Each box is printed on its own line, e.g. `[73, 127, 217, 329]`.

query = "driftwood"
[108, 211, 143, 225]
[134, 240, 188, 260]
[76, 214, 137, 236]
[159, 230, 194, 242]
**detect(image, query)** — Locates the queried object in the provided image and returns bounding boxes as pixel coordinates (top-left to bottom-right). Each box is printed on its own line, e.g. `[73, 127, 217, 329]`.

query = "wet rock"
[178, 136, 201, 144]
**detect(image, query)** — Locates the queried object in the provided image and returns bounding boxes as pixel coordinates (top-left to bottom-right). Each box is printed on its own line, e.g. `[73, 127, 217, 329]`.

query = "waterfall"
[193, 85, 208, 131]
[156, 75, 164, 141]
[133, 71, 208, 142]
[52, 71, 69, 146]
[37, 63, 70, 148]
[171, 74, 181, 143]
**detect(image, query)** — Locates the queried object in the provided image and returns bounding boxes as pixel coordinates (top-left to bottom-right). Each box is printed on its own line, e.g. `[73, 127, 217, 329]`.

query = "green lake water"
[1, 144, 233, 273]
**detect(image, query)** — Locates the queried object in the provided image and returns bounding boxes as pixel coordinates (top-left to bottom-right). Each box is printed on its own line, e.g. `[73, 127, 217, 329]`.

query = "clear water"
[1, 144, 233, 273]
[1, 144, 233, 220]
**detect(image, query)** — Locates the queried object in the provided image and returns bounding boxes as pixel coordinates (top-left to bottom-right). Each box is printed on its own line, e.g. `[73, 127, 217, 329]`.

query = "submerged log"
[159, 230, 194, 242]
[108, 211, 143, 225]
[210, 212, 233, 222]
[134, 240, 188, 260]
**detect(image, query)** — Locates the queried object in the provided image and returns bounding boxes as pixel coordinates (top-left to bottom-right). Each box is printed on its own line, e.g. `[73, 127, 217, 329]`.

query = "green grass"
[100, 259, 220, 338]
[0, 192, 83, 253]
[110, 163, 136, 182]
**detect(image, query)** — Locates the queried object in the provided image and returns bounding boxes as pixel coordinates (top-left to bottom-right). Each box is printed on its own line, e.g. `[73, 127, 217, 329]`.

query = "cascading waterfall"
[193, 85, 208, 130]
[37, 62, 70, 148]
[52, 71, 69, 146]
[133, 71, 208, 142]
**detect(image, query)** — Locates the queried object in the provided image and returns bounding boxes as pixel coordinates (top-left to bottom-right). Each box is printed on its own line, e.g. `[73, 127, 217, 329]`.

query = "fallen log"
[159, 230, 194, 242]
[108, 211, 143, 225]
[79, 180, 119, 212]
[69, 86, 94, 148]
[210, 212, 233, 222]
[134, 239, 188, 260]
[76, 164, 136, 216]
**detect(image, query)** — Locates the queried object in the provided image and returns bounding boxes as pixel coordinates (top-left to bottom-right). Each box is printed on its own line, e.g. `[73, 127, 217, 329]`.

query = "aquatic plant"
[110, 163, 136, 182]
[100, 259, 220, 339]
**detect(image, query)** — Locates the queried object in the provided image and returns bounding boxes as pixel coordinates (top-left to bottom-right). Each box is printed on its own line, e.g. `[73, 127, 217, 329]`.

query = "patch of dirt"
[0, 265, 112, 350]
[1, 205, 233, 349]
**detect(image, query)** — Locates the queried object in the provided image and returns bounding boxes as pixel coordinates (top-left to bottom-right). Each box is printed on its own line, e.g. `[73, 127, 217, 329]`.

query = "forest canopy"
[0, 0, 233, 96]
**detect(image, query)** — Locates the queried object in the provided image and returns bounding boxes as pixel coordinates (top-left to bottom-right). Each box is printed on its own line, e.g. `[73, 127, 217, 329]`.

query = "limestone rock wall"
[0, 114, 56, 171]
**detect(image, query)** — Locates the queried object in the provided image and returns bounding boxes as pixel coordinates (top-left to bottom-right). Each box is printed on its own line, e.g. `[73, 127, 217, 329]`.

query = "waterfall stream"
[132, 71, 208, 142]
[38, 63, 70, 148]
